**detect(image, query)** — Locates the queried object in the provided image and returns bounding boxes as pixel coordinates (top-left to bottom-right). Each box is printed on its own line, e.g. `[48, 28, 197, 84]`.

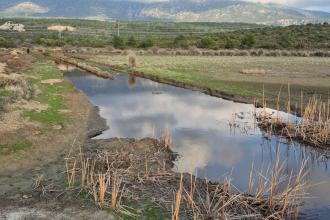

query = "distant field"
[0, 18, 262, 38]
[85, 54, 330, 110]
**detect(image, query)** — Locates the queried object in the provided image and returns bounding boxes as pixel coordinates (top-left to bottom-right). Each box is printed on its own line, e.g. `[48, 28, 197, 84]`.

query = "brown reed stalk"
[172, 174, 183, 220]
[98, 173, 110, 204]
[111, 172, 123, 209]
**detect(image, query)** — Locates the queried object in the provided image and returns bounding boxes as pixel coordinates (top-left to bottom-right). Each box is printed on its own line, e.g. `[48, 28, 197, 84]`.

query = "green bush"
[112, 35, 125, 49]
[198, 37, 216, 49]
[278, 33, 294, 48]
[139, 38, 154, 48]
[127, 36, 137, 47]
[0, 37, 15, 48]
[240, 35, 256, 48]
[224, 38, 236, 49]
[173, 35, 190, 48]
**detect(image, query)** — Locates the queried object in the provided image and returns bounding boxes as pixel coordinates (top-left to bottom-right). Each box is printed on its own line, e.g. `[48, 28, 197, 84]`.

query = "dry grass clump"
[0, 72, 32, 100]
[257, 92, 330, 148]
[65, 46, 330, 57]
[64, 137, 309, 219]
[127, 51, 137, 68]
[0, 62, 7, 74]
[240, 68, 266, 75]
[170, 154, 309, 220]
[188, 47, 202, 56]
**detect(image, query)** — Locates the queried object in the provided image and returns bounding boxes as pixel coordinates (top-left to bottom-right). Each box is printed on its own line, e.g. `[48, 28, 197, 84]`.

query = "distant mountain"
[0, 0, 330, 25]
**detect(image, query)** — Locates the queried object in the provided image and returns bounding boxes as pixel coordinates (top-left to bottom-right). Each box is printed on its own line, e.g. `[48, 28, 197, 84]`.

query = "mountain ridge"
[0, 0, 330, 25]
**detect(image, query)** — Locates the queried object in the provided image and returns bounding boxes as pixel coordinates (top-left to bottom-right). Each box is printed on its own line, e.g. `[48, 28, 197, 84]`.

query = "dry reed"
[240, 68, 266, 75]
[64, 137, 309, 219]
[160, 127, 172, 150]
[257, 93, 330, 148]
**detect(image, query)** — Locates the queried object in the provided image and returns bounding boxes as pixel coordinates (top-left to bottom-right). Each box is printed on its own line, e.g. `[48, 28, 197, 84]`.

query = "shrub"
[173, 35, 190, 48]
[224, 38, 235, 49]
[198, 37, 216, 49]
[127, 36, 137, 47]
[139, 38, 154, 48]
[278, 33, 294, 48]
[240, 35, 256, 48]
[0, 37, 15, 48]
[112, 35, 125, 49]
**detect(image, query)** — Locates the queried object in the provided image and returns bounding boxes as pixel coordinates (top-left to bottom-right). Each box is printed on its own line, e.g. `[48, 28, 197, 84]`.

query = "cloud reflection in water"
[65, 69, 330, 218]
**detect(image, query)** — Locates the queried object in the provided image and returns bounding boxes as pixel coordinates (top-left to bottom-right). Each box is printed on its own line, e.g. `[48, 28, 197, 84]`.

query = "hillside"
[0, 0, 330, 25]
[0, 18, 329, 50]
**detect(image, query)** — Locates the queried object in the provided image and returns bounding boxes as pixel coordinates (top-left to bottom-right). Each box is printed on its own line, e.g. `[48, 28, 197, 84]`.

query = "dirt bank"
[0, 51, 110, 218]
[48, 53, 114, 79]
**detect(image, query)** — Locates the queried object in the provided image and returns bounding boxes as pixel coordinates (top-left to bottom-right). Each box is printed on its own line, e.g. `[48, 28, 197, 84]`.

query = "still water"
[65, 68, 330, 219]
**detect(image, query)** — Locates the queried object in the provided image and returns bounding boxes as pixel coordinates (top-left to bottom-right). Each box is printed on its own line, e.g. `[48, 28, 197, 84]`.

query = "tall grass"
[65, 135, 309, 219]
[172, 175, 183, 220]
[257, 92, 330, 148]
[160, 127, 172, 150]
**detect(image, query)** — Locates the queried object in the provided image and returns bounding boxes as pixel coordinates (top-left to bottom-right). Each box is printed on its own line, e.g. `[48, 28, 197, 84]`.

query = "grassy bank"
[0, 58, 73, 155]
[0, 51, 91, 164]
[85, 54, 330, 112]
[23, 62, 74, 126]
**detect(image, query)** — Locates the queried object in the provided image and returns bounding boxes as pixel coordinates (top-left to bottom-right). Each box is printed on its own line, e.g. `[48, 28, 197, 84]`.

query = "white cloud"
[135, 0, 330, 9]
[244, 0, 330, 8]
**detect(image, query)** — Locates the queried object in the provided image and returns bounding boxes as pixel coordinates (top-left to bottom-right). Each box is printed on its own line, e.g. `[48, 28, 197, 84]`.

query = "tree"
[0, 37, 15, 48]
[112, 35, 125, 49]
[224, 38, 235, 49]
[198, 37, 216, 49]
[173, 35, 189, 48]
[139, 38, 154, 48]
[127, 36, 137, 47]
[278, 33, 294, 48]
[240, 35, 256, 48]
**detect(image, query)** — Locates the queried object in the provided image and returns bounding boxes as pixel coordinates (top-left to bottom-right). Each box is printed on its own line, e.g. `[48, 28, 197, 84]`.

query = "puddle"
[65, 69, 330, 219]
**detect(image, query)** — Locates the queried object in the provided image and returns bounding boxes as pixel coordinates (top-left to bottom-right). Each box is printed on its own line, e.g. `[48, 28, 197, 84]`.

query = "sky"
[138, 0, 330, 13]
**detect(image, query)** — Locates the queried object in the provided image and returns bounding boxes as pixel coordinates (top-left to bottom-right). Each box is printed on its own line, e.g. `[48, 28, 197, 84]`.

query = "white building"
[0, 21, 25, 32]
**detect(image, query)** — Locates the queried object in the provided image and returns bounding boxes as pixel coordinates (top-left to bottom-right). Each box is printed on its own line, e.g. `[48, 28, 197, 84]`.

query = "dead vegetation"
[0, 72, 32, 100]
[63, 137, 309, 219]
[257, 88, 330, 148]
[127, 51, 137, 68]
[64, 47, 330, 57]
[240, 68, 266, 75]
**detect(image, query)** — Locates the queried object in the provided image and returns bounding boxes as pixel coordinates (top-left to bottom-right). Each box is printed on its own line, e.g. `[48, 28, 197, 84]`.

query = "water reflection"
[128, 75, 137, 88]
[65, 69, 330, 219]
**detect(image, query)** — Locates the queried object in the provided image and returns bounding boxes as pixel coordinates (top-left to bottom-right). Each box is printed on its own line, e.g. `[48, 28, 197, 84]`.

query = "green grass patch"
[23, 62, 73, 126]
[0, 89, 10, 97]
[81, 193, 168, 220]
[136, 66, 259, 97]
[0, 88, 11, 112]
[0, 140, 33, 155]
